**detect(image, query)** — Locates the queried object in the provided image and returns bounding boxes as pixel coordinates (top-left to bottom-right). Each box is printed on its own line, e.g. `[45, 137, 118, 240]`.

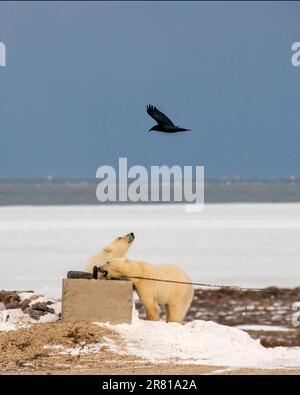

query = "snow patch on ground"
[99, 308, 300, 369]
[0, 309, 33, 331]
[236, 325, 293, 332]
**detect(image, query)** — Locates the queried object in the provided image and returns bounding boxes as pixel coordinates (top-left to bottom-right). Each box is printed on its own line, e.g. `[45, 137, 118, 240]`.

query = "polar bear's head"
[103, 233, 134, 258]
[99, 257, 128, 280]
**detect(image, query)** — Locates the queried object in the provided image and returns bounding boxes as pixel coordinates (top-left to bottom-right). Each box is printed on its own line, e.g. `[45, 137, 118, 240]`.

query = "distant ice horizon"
[1, 179, 300, 205]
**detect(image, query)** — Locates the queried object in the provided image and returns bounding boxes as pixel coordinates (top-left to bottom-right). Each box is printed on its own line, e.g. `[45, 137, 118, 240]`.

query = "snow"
[59, 343, 104, 357]
[236, 325, 293, 332]
[1, 204, 300, 298]
[0, 308, 59, 331]
[101, 309, 300, 369]
[0, 309, 33, 331]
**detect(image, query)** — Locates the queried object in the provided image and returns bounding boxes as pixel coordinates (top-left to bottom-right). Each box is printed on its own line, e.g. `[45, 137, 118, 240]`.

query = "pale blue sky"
[0, 1, 299, 178]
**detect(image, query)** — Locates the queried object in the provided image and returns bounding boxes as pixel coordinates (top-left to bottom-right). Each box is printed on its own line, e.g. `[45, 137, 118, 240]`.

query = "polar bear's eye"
[118, 237, 121, 240]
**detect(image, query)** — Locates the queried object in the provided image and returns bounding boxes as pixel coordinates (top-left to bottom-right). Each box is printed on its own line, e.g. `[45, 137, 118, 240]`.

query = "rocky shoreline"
[0, 290, 58, 320]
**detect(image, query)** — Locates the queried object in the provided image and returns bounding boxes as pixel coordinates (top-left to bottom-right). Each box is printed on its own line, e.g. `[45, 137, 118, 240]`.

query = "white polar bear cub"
[100, 257, 194, 323]
[85, 233, 135, 275]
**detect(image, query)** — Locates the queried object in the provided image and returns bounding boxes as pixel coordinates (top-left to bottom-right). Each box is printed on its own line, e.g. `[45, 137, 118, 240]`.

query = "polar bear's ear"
[103, 247, 112, 253]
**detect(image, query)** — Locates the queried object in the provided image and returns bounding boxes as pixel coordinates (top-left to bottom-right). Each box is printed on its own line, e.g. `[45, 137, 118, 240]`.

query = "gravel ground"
[1, 365, 300, 375]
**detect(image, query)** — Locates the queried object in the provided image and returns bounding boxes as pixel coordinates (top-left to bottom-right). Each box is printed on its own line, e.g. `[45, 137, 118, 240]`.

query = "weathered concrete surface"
[61, 279, 132, 324]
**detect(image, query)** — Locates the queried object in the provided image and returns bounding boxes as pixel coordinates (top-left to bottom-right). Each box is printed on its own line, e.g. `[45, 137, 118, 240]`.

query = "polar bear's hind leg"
[144, 299, 160, 321]
[166, 303, 189, 323]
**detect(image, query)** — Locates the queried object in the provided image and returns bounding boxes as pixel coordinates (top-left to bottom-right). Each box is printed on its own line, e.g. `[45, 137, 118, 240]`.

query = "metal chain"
[126, 275, 263, 292]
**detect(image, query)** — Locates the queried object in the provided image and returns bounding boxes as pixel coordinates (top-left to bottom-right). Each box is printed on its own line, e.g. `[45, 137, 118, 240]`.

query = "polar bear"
[99, 257, 194, 323]
[85, 233, 135, 276]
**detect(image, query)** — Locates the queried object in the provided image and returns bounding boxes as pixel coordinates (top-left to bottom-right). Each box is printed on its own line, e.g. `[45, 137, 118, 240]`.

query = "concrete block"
[61, 279, 133, 324]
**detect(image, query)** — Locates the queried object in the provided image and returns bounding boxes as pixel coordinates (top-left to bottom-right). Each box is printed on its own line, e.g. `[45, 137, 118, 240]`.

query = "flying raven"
[146, 104, 190, 133]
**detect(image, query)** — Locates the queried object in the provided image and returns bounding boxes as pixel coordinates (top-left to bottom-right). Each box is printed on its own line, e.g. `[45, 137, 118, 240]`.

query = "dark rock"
[0, 291, 20, 303]
[29, 295, 39, 302]
[31, 302, 48, 311]
[0, 291, 6, 302]
[4, 300, 20, 309]
[46, 301, 54, 305]
[23, 307, 47, 320]
[46, 307, 55, 314]
[20, 299, 31, 311]
[13, 290, 34, 294]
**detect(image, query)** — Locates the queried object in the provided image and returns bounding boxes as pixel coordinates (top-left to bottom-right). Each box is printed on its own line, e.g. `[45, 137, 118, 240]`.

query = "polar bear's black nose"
[130, 232, 135, 238]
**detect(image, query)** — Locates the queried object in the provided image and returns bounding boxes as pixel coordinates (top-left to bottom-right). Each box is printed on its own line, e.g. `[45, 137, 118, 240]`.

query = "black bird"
[146, 104, 191, 133]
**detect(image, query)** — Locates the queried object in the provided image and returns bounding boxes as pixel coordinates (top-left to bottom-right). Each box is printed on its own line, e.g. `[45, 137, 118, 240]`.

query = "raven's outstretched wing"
[146, 105, 175, 126]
